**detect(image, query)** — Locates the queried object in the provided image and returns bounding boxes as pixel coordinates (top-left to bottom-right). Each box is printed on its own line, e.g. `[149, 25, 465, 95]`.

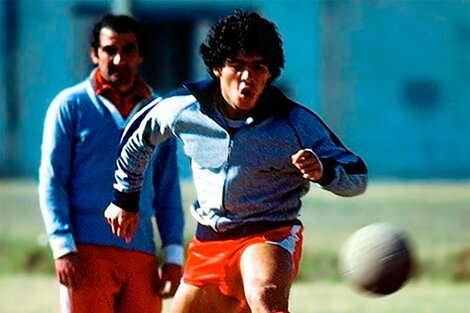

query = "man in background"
[39, 14, 184, 313]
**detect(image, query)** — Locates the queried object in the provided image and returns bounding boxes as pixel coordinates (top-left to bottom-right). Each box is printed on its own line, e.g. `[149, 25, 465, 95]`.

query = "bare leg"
[170, 283, 249, 313]
[240, 243, 294, 313]
[168, 283, 199, 313]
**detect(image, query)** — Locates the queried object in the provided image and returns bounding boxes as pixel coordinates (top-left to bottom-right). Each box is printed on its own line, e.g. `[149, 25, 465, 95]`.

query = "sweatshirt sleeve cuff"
[303, 149, 336, 186]
[162, 244, 184, 266]
[316, 157, 337, 186]
[49, 233, 77, 259]
[112, 189, 141, 212]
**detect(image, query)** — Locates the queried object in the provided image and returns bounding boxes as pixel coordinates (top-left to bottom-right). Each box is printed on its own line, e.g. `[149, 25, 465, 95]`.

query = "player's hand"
[160, 263, 183, 298]
[104, 203, 138, 243]
[291, 149, 323, 181]
[55, 252, 83, 290]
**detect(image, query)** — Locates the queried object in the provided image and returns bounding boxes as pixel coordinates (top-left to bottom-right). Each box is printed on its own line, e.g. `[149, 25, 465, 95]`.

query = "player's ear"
[90, 47, 99, 64]
[212, 67, 222, 78]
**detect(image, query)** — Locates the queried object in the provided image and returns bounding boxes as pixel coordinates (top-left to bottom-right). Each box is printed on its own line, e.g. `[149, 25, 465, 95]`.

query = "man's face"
[90, 27, 142, 93]
[213, 51, 272, 119]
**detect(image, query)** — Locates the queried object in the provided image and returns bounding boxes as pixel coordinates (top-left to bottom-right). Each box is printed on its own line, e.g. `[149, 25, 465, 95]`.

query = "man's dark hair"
[90, 14, 146, 55]
[200, 9, 285, 82]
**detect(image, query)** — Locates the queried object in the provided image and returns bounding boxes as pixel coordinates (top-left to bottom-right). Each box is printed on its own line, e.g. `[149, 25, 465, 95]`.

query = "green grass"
[289, 280, 470, 313]
[1, 275, 469, 313]
[0, 179, 469, 312]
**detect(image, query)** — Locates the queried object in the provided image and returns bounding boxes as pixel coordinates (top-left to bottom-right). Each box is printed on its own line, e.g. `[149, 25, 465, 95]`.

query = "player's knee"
[245, 283, 288, 311]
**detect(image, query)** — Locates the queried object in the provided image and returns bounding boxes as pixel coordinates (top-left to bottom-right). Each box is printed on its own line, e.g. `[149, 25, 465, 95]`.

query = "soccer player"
[105, 10, 368, 313]
[39, 14, 184, 313]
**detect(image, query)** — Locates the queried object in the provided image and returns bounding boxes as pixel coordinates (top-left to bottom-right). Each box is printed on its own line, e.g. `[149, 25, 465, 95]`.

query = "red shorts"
[183, 223, 304, 307]
[68, 244, 161, 313]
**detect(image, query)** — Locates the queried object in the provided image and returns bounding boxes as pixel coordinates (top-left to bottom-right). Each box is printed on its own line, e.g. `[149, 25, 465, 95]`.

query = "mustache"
[108, 65, 132, 75]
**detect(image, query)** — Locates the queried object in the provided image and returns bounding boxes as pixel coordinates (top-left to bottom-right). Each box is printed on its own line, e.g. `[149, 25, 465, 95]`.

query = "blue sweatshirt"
[113, 80, 367, 232]
[39, 75, 184, 263]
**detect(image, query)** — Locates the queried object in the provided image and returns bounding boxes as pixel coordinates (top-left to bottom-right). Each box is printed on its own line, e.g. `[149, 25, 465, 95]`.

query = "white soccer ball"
[338, 222, 415, 296]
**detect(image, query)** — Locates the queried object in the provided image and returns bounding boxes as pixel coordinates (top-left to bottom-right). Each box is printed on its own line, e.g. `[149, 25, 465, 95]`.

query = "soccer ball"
[338, 222, 415, 296]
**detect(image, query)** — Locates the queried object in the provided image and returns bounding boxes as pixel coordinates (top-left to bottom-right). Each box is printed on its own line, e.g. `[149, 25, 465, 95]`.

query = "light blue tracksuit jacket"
[39, 75, 184, 262]
[113, 80, 367, 233]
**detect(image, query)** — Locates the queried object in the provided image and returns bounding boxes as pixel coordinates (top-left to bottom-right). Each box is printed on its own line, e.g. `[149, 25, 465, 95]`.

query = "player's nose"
[241, 69, 250, 80]
[113, 53, 122, 65]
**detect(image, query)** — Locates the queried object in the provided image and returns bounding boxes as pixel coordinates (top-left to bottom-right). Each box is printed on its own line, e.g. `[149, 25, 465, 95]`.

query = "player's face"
[90, 27, 142, 93]
[213, 51, 272, 119]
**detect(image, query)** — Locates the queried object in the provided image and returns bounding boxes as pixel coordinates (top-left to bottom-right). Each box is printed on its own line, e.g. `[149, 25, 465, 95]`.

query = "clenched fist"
[291, 149, 323, 181]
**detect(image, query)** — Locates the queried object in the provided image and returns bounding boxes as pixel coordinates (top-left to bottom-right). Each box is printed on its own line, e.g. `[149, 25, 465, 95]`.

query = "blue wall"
[319, 0, 470, 179]
[0, 2, 5, 170]
[1, 0, 80, 176]
[0, 0, 469, 179]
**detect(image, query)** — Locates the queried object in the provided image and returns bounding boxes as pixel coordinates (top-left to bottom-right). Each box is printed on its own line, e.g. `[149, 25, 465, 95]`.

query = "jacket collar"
[183, 79, 294, 123]
[90, 69, 152, 119]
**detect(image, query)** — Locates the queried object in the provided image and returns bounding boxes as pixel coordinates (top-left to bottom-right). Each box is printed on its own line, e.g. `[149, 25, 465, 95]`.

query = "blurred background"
[0, 0, 469, 180]
[0, 0, 469, 312]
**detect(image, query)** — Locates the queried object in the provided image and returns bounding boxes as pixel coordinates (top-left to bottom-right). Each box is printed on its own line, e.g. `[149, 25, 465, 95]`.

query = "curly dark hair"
[90, 14, 146, 56]
[200, 9, 285, 83]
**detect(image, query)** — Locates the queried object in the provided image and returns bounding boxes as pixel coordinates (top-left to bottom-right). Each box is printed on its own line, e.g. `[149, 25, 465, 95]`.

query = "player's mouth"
[240, 87, 254, 98]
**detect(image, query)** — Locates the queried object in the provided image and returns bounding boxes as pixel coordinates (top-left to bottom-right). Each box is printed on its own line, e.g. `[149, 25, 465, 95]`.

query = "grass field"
[1, 275, 469, 313]
[0, 179, 469, 312]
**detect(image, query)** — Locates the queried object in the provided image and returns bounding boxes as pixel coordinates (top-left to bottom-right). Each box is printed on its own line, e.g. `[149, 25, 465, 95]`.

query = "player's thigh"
[240, 243, 294, 296]
[170, 283, 248, 313]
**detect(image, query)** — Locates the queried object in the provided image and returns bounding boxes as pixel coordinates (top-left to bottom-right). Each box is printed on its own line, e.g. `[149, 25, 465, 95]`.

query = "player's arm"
[39, 93, 76, 258]
[314, 139, 368, 197]
[105, 99, 172, 241]
[38, 93, 83, 289]
[292, 144, 367, 197]
[290, 108, 368, 197]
